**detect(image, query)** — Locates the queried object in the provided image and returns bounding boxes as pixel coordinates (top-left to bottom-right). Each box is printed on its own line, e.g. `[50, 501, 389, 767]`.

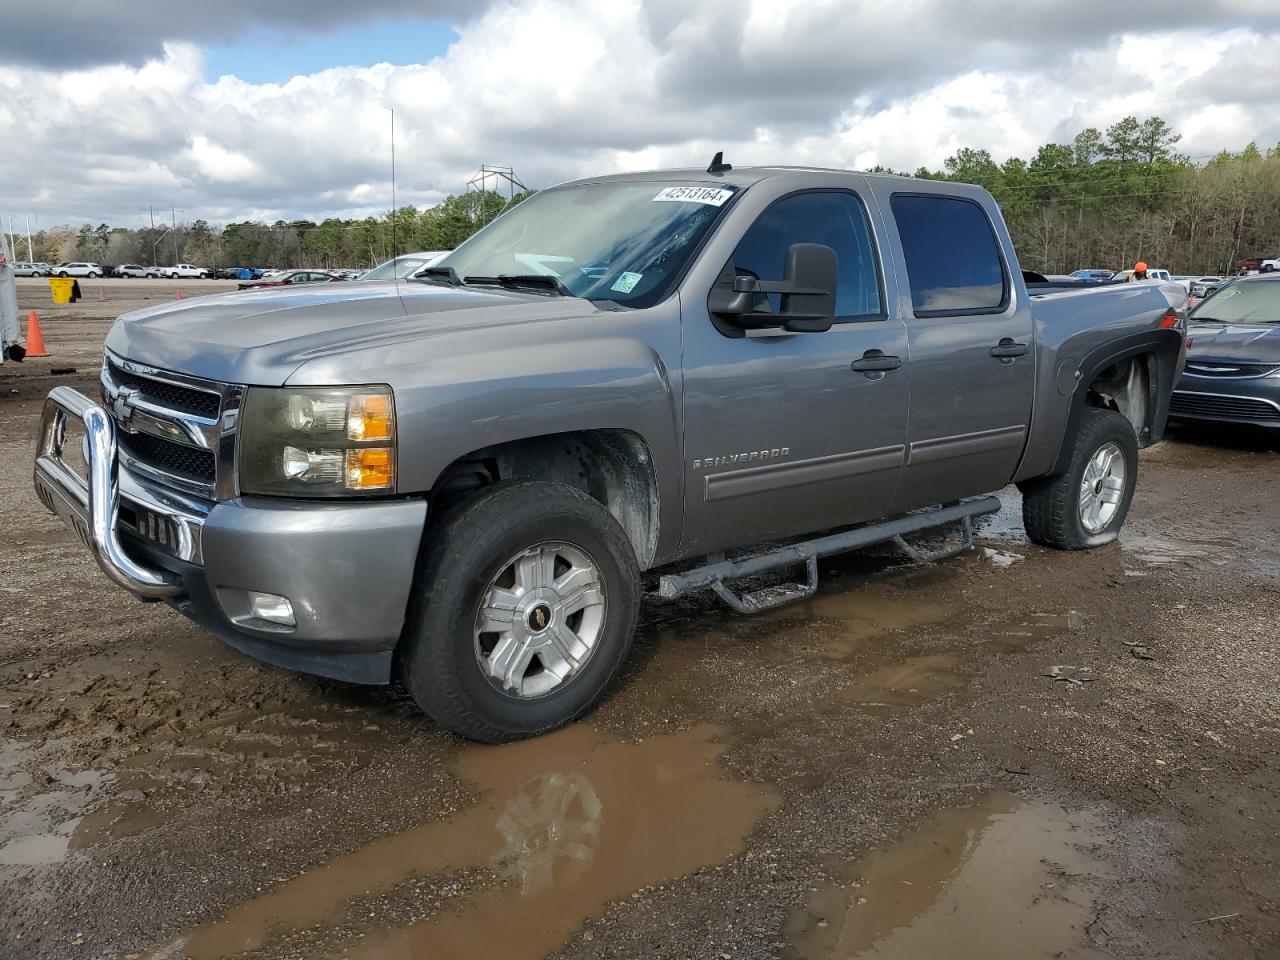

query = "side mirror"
[709, 243, 838, 333]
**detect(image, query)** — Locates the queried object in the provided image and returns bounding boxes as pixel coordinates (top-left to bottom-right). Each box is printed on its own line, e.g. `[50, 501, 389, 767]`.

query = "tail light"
[1158, 310, 1180, 329]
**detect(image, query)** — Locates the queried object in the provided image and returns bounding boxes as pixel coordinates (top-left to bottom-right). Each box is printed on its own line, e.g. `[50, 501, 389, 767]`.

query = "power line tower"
[466, 164, 528, 227]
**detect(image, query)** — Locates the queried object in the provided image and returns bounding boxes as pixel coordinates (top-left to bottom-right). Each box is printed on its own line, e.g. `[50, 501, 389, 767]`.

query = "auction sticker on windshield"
[652, 186, 735, 206]
[611, 272, 643, 294]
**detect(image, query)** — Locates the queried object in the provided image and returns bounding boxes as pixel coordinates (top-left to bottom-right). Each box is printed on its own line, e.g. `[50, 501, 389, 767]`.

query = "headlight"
[238, 386, 396, 497]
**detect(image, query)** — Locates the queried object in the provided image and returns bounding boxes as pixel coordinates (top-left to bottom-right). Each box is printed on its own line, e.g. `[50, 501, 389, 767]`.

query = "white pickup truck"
[160, 264, 210, 280]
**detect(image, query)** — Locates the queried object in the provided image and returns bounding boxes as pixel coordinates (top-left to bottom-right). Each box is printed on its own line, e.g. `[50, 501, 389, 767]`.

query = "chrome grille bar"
[101, 351, 245, 500]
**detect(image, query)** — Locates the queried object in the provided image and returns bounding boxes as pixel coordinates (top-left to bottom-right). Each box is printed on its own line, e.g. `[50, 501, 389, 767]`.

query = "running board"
[657, 497, 999, 614]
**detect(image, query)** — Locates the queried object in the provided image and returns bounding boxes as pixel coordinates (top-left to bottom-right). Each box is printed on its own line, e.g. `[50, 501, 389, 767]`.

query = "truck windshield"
[428, 181, 739, 307]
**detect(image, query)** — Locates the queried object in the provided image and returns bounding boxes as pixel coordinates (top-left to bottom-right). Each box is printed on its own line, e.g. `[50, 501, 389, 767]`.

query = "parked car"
[1235, 257, 1277, 272]
[53, 262, 103, 278]
[34, 164, 1187, 741]
[1189, 277, 1223, 298]
[236, 270, 342, 291]
[158, 263, 210, 279]
[357, 251, 449, 280]
[1070, 269, 1113, 281]
[116, 264, 152, 278]
[1169, 273, 1280, 428]
[11, 261, 48, 277]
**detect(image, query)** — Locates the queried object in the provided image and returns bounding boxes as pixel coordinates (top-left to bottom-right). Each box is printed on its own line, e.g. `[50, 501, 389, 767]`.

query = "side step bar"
[656, 496, 1001, 614]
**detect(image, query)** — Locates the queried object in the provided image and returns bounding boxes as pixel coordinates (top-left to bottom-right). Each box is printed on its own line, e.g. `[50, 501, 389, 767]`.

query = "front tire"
[400, 480, 641, 742]
[1020, 407, 1138, 549]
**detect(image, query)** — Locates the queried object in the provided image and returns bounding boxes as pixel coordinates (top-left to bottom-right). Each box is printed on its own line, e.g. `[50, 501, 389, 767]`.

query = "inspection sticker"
[611, 271, 643, 294]
[651, 186, 735, 206]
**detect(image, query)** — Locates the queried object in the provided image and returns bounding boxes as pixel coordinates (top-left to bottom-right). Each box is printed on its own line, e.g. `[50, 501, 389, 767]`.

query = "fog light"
[247, 591, 295, 626]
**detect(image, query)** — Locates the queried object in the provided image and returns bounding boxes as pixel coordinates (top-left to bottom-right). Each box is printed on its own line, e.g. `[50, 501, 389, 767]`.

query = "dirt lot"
[1, 282, 1278, 959]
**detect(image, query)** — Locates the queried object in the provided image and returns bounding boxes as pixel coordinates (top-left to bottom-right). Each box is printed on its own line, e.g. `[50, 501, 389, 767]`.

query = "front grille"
[107, 358, 221, 418]
[1169, 392, 1280, 421]
[119, 431, 217, 484]
[1183, 361, 1279, 378]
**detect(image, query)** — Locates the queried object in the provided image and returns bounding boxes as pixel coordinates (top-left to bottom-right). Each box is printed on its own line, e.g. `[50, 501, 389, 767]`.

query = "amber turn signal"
[345, 447, 395, 490]
[348, 393, 394, 442]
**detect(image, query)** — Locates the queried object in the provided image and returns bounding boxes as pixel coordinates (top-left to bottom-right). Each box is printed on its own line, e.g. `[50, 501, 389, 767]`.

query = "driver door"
[679, 189, 910, 556]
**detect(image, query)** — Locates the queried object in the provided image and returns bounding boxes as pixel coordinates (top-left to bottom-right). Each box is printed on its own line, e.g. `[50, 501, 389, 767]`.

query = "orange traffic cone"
[175, 290, 184, 300]
[26, 311, 49, 358]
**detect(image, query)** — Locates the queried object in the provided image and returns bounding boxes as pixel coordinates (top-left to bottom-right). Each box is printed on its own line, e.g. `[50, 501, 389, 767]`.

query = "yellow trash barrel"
[49, 277, 76, 304]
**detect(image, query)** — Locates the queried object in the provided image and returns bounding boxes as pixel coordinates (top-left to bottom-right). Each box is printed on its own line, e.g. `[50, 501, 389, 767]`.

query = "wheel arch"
[427, 428, 662, 570]
[1048, 330, 1182, 476]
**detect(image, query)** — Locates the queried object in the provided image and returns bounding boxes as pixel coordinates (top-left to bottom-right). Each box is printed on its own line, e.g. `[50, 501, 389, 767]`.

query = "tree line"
[21, 189, 529, 271]
[899, 116, 1280, 276]
[15, 117, 1280, 276]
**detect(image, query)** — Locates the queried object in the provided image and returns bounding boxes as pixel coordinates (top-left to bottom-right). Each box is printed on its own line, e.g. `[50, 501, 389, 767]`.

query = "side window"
[731, 191, 882, 320]
[890, 194, 1007, 316]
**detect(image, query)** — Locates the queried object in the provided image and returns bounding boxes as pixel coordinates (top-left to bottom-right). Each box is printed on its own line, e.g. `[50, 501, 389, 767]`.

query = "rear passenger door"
[883, 191, 1034, 509]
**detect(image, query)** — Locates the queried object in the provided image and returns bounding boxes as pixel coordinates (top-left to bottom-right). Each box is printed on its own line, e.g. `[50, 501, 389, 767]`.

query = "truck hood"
[104, 281, 599, 385]
[1186, 322, 1280, 363]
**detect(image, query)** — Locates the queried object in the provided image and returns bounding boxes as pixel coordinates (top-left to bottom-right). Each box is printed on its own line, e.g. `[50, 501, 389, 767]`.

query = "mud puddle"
[1120, 529, 1236, 566]
[759, 587, 950, 660]
[0, 739, 108, 867]
[843, 655, 966, 708]
[151, 723, 778, 960]
[786, 793, 1109, 959]
[990, 610, 1077, 650]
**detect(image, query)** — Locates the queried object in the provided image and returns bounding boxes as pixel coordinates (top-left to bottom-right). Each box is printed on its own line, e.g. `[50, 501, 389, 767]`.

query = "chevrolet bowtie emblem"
[109, 385, 141, 431]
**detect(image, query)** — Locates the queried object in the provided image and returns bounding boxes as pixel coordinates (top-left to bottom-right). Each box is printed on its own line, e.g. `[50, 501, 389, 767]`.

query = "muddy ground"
[0, 283, 1277, 959]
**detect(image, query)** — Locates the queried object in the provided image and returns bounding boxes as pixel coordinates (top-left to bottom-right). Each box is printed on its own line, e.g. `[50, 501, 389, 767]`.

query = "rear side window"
[732, 191, 883, 320]
[890, 194, 1007, 316]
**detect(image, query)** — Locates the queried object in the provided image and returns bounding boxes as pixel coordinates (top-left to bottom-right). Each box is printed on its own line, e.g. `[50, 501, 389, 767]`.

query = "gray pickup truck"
[34, 162, 1187, 741]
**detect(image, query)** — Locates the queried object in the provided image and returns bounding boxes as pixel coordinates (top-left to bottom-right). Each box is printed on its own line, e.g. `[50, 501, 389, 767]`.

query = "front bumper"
[1170, 374, 1280, 429]
[34, 386, 427, 684]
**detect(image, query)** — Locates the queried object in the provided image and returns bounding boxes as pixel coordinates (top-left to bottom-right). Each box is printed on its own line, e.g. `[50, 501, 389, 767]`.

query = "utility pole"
[389, 108, 397, 263]
[25, 215, 33, 261]
[171, 207, 182, 265]
[149, 206, 156, 265]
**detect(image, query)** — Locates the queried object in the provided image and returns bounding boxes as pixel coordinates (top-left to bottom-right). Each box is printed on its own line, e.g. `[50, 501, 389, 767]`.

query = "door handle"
[989, 338, 1029, 359]
[850, 349, 902, 373]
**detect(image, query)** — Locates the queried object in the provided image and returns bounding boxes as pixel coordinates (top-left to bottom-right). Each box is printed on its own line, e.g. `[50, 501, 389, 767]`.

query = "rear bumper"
[1169, 377, 1280, 429]
[34, 386, 427, 684]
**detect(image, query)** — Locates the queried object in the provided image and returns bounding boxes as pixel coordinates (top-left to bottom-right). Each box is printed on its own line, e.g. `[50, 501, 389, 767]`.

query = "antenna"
[390, 108, 397, 267]
[707, 151, 732, 175]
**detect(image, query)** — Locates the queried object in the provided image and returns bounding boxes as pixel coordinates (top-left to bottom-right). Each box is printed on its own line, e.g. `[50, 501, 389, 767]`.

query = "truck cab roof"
[558, 165, 976, 196]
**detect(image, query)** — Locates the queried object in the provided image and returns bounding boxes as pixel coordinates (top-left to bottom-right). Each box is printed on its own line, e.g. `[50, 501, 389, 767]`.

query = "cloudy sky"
[0, 0, 1277, 231]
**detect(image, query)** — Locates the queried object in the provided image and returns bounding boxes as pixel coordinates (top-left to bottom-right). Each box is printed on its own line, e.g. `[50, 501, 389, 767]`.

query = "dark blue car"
[1171, 273, 1280, 428]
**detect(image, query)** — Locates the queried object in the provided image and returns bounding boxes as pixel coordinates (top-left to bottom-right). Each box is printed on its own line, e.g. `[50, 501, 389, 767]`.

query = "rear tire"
[1020, 407, 1138, 549]
[399, 480, 641, 743]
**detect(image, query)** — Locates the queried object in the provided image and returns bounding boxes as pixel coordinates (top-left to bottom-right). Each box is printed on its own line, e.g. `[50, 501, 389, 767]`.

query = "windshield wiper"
[416, 265, 463, 286]
[1191, 316, 1224, 323]
[463, 274, 573, 297]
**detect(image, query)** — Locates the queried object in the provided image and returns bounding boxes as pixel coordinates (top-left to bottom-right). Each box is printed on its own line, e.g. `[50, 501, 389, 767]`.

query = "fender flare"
[1049, 329, 1183, 477]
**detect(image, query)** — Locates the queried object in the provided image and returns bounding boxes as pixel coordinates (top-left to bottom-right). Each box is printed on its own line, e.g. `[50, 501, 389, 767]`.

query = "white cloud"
[0, 1, 1276, 228]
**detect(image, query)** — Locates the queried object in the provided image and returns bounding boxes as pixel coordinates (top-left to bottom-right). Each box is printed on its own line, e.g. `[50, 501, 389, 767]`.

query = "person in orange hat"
[1130, 261, 1149, 281]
